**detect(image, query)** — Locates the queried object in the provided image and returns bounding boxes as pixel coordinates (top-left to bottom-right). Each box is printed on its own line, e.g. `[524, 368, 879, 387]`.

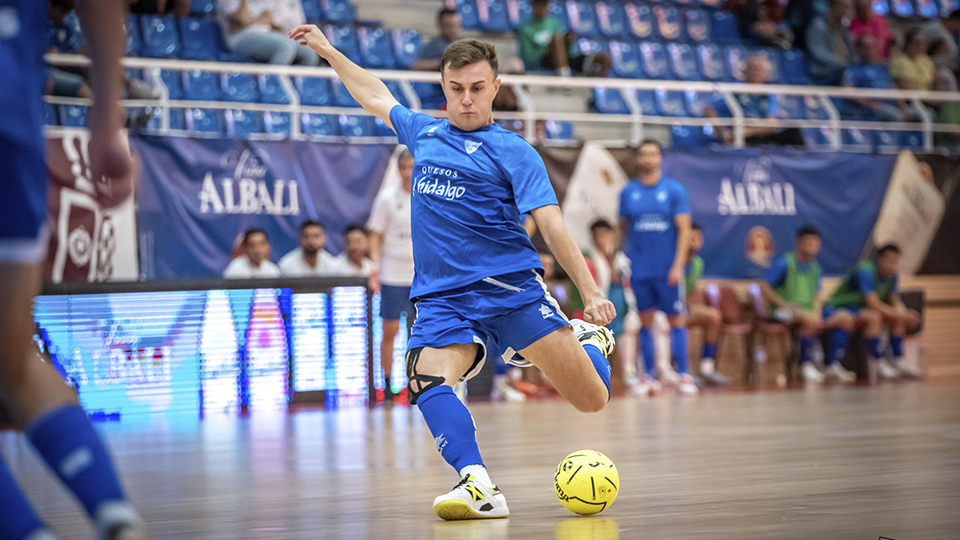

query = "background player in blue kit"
[0, 2, 150, 539]
[619, 141, 698, 396]
[289, 25, 617, 520]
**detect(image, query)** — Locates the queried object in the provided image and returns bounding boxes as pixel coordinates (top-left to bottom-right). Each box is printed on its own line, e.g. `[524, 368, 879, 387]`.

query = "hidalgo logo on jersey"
[415, 177, 466, 201]
[465, 140, 483, 154]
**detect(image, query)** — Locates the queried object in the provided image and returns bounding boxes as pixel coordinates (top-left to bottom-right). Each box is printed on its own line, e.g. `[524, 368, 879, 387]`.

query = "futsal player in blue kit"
[289, 25, 617, 520]
[0, 2, 150, 540]
[619, 141, 699, 396]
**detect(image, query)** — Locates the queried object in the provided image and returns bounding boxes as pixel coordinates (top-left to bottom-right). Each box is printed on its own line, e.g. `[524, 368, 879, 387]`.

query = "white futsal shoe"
[433, 474, 510, 520]
[571, 319, 616, 357]
[877, 358, 901, 380]
[801, 362, 825, 383]
[824, 362, 857, 383]
[678, 374, 699, 395]
[631, 374, 662, 397]
[895, 358, 923, 380]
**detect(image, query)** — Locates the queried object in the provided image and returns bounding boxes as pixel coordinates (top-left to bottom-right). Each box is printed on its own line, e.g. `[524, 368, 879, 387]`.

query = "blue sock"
[799, 336, 815, 365]
[583, 343, 611, 399]
[702, 341, 717, 361]
[828, 329, 850, 365]
[866, 337, 883, 360]
[639, 327, 655, 377]
[417, 385, 484, 472]
[670, 327, 689, 375]
[26, 405, 126, 518]
[0, 453, 46, 540]
[889, 336, 903, 358]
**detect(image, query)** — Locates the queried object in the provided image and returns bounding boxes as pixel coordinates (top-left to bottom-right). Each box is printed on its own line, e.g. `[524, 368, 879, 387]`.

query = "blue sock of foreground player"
[670, 327, 689, 375]
[26, 406, 128, 519]
[639, 327, 656, 377]
[0, 453, 47, 540]
[866, 337, 884, 360]
[889, 336, 904, 358]
[418, 386, 489, 484]
[581, 343, 611, 399]
[799, 336, 815, 365]
[828, 329, 850, 365]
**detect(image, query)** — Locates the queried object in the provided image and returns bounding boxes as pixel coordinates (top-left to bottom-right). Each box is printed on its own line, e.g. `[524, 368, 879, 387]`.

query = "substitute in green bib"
[685, 224, 730, 386]
[824, 244, 922, 380]
[762, 227, 857, 383]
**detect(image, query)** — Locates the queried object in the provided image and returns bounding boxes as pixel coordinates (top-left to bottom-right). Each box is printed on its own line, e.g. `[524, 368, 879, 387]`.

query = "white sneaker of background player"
[491, 375, 526, 402]
[801, 362, 825, 383]
[660, 368, 680, 386]
[877, 359, 901, 380]
[824, 362, 857, 383]
[895, 358, 923, 379]
[631, 374, 662, 397]
[678, 374, 699, 395]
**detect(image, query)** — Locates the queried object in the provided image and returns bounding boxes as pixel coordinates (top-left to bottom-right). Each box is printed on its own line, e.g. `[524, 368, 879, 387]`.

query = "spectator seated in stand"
[411, 7, 462, 72]
[515, 0, 611, 77]
[703, 55, 805, 146]
[278, 220, 339, 276]
[849, 0, 893, 60]
[725, 0, 794, 49]
[332, 224, 376, 276]
[805, 0, 854, 86]
[891, 28, 935, 91]
[223, 227, 281, 278]
[217, 0, 320, 65]
[923, 10, 960, 74]
[47, 0, 91, 99]
[842, 34, 907, 121]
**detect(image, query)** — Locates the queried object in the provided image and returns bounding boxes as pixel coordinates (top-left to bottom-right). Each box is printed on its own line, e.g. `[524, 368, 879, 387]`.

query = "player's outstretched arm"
[532, 205, 616, 326]
[289, 25, 400, 129]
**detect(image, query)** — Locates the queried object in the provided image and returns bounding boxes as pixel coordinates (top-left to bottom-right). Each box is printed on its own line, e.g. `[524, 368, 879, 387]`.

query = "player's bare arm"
[531, 205, 616, 326]
[289, 24, 400, 129]
[669, 213, 692, 287]
[368, 229, 384, 293]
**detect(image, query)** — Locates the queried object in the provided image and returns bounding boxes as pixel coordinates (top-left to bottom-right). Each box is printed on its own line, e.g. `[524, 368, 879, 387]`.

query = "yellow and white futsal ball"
[554, 450, 619, 515]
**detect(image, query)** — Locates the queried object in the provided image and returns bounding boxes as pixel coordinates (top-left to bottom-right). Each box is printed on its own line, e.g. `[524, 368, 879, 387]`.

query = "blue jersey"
[1, 2, 49, 240]
[389, 105, 558, 297]
[619, 176, 690, 279]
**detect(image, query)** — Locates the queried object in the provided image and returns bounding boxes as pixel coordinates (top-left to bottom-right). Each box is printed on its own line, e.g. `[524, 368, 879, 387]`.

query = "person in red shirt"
[849, 0, 893, 59]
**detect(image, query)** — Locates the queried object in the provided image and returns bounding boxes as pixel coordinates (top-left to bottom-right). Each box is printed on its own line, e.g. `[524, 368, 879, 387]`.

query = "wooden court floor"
[4, 382, 960, 540]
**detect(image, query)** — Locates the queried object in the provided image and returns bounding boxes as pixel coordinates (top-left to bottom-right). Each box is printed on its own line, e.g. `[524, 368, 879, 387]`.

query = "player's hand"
[667, 265, 683, 287]
[902, 308, 921, 328]
[583, 296, 616, 327]
[288, 24, 332, 56]
[87, 106, 134, 208]
[368, 269, 381, 294]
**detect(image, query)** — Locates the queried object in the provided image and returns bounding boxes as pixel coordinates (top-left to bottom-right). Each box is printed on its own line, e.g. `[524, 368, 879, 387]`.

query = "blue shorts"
[0, 133, 48, 262]
[380, 284, 416, 320]
[631, 277, 686, 316]
[408, 269, 570, 381]
[823, 305, 860, 319]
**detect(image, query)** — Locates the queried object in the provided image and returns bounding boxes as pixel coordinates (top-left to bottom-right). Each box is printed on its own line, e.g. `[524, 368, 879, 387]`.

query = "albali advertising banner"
[45, 129, 139, 283]
[133, 136, 392, 279]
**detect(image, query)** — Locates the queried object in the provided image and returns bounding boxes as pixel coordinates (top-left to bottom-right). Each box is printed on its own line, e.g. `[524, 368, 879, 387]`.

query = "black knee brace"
[405, 347, 445, 405]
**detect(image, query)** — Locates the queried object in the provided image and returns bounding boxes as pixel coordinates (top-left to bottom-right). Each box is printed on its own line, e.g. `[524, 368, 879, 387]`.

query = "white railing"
[46, 53, 960, 151]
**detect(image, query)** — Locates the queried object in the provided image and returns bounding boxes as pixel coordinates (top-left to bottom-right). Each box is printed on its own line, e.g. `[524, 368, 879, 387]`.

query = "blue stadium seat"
[189, 0, 216, 16]
[391, 29, 422, 69]
[804, 95, 830, 120]
[889, 0, 915, 17]
[697, 44, 728, 81]
[384, 80, 411, 108]
[656, 89, 687, 116]
[227, 110, 264, 138]
[639, 42, 671, 79]
[480, 0, 511, 32]
[544, 120, 576, 140]
[324, 25, 361, 64]
[358, 26, 396, 69]
[685, 90, 721, 116]
[940, 0, 960, 16]
[782, 49, 811, 84]
[508, 0, 533, 28]
[575, 37, 606, 57]
[915, 0, 940, 17]
[178, 18, 219, 60]
[842, 128, 874, 151]
[597, 1, 629, 38]
[725, 46, 747, 82]
[221, 73, 259, 102]
[413, 83, 446, 109]
[340, 115, 377, 137]
[900, 131, 924, 148]
[593, 87, 630, 114]
[321, 0, 356, 21]
[548, 1, 569, 25]
[187, 108, 224, 134]
[455, 0, 482, 30]
[874, 130, 900, 150]
[139, 14, 180, 58]
[674, 0, 696, 7]
[749, 48, 782, 82]
[302, 0, 323, 20]
[126, 14, 142, 56]
[624, 3, 655, 40]
[802, 128, 833, 148]
[567, 1, 600, 36]
[652, 6, 684, 41]
[297, 77, 333, 106]
[333, 79, 361, 107]
[375, 117, 396, 137]
[302, 113, 340, 136]
[265, 112, 292, 137]
[633, 89, 658, 115]
[700, 0, 724, 9]
[672, 125, 717, 148]
[668, 43, 700, 80]
[872, 0, 890, 14]
[684, 8, 711, 43]
[44, 103, 59, 126]
[183, 70, 220, 101]
[146, 108, 187, 133]
[158, 69, 184, 100]
[711, 11, 741, 45]
[258, 75, 290, 105]
[777, 94, 806, 118]
[609, 40, 642, 78]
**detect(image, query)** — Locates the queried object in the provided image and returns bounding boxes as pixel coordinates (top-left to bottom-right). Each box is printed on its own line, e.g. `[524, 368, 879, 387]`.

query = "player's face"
[246, 233, 270, 265]
[797, 234, 821, 258]
[877, 251, 900, 276]
[398, 157, 415, 192]
[442, 62, 501, 132]
[636, 144, 662, 175]
[690, 229, 704, 252]
[300, 225, 325, 255]
[345, 230, 369, 261]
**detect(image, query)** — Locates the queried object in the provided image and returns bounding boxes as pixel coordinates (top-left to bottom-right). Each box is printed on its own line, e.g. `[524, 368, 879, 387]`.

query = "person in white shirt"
[279, 220, 339, 277]
[223, 228, 281, 278]
[217, 0, 319, 66]
[333, 224, 376, 276]
[367, 148, 416, 400]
